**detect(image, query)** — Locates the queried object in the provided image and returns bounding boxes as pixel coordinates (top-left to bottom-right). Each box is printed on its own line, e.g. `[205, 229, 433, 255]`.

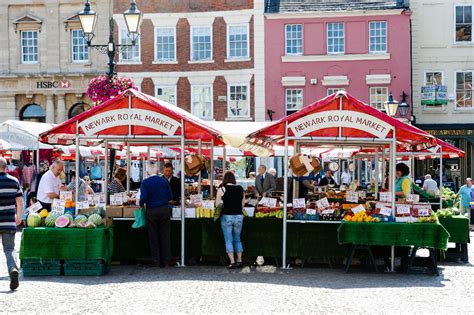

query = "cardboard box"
[123, 206, 139, 218]
[104, 217, 114, 227]
[290, 154, 307, 177]
[78, 207, 96, 216]
[106, 206, 123, 218]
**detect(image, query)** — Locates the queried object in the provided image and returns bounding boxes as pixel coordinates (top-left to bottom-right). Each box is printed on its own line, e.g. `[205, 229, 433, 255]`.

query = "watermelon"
[88, 213, 103, 226]
[27, 213, 41, 227]
[64, 213, 74, 223]
[45, 213, 59, 227]
[74, 215, 88, 226]
[55, 215, 70, 228]
[85, 221, 96, 229]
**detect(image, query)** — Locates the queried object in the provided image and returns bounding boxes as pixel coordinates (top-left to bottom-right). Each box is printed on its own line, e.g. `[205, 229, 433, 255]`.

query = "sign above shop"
[421, 85, 448, 105]
[288, 110, 392, 138]
[78, 109, 181, 136]
[36, 80, 71, 89]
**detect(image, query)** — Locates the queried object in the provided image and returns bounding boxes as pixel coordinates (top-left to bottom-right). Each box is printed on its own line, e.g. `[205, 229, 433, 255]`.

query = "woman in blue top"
[395, 163, 412, 199]
[456, 178, 472, 217]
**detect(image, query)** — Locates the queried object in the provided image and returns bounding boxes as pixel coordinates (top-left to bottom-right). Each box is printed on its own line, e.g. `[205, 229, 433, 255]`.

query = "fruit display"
[45, 213, 59, 227]
[343, 209, 381, 223]
[74, 215, 88, 225]
[417, 215, 438, 223]
[442, 187, 456, 202]
[255, 206, 284, 219]
[26, 213, 41, 227]
[88, 213, 103, 226]
[39, 209, 49, 218]
[435, 207, 460, 218]
[55, 215, 71, 228]
[26, 210, 104, 229]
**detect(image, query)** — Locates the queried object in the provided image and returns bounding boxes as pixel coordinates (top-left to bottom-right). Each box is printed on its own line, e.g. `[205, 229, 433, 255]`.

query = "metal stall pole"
[223, 146, 227, 172]
[390, 129, 397, 272]
[74, 122, 80, 215]
[180, 120, 186, 267]
[440, 146, 443, 211]
[282, 121, 289, 269]
[126, 142, 131, 193]
[210, 140, 214, 198]
[381, 148, 386, 190]
[146, 146, 150, 177]
[104, 140, 108, 200]
[36, 148, 40, 178]
[375, 153, 379, 197]
[198, 139, 202, 194]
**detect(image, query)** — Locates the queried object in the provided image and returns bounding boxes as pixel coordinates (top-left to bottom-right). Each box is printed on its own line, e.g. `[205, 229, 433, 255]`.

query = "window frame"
[284, 24, 303, 56]
[191, 84, 213, 120]
[454, 70, 474, 110]
[424, 71, 445, 86]
[368, 21, 388, 54]
[327, 22, 345, 55]
[155, 85, 177, 106]
[327, 88, 345, 96]
[20, 30, 39, 64]
[190, 25, 213, 61]
[285, 88, 304, 115]
[369, 87, 389, 111]
[154, 26, 177, 62]
[71, 29, 89, 63]
[454, 4, 473, 43]
[226, 23, 250, 60]
[118, 28, 141, 63]
[227, 83, 251, 119]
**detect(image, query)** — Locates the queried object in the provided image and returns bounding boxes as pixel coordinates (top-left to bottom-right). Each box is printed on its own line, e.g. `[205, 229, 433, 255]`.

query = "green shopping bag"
[132, 207, 146, 229]
[214, 203, 224, 222]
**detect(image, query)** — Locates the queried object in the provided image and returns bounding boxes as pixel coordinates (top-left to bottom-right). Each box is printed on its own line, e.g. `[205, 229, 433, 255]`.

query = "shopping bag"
[132, 207, 146, 229]
[214, 203, 224, 222]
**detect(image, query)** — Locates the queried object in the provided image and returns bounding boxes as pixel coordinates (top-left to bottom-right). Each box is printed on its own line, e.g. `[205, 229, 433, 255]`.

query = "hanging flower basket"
[87, 75, 137, 105]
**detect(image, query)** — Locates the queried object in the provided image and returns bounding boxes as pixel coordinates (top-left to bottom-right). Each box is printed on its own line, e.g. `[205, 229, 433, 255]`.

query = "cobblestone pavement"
[1, 231, 474, 314]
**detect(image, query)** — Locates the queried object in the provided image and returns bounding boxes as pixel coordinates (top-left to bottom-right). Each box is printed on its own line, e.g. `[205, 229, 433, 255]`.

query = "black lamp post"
[78, 0, 143, 77]
[398, 91, 410, 117]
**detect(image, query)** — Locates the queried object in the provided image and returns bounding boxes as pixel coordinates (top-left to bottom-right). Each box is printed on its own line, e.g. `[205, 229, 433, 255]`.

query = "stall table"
[338, 222, 449, 275]
[438, 215, 470, 262]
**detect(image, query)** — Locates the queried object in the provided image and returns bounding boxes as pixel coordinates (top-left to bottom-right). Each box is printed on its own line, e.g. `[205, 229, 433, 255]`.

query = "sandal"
[227, 263, 236, 270]
[235, 262, 244, 268]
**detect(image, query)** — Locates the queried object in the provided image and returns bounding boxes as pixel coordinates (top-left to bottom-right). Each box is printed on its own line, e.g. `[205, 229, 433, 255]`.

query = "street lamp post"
[78, 0, 143, 77]
[383, 92, 399, 117]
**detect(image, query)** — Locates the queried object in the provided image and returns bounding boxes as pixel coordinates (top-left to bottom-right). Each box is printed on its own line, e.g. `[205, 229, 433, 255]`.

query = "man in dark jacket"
[255, 165, 276, 197]
[162, 162, 181, 205]
[140, 165, 173, 267]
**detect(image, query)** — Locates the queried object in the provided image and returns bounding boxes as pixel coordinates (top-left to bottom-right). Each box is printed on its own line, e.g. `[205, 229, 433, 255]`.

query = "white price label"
[351, 204, 365, 214]
[316, 197, 330, 209]
[380, 206, 392, 217]
[190, 194, 203, 206]
[121, 192, 128, 203]
[51, 199, 66, 215]
[346, 191, 359, 203]
[358, 191, 366, 200]
[87, 194, 94, 205]
[25, 202, 43, 215]
[407, 194, 420, 203]
[379, 192, 392, 202]
[418, 208, 430, 217]
[202, 200, 215, 210]
[76, 201, 90, 210]
[293, 198, 306, 209]
[110, 194, 123, 206]
[396, 205, 411, 215]
[306, 208, 317, 215]
[322, 209, 335, 215]
[60, 191, 73, 201]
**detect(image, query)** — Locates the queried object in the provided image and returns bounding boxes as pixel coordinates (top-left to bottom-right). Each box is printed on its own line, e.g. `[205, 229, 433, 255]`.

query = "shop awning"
[243, 92, 438, 155]
[40, 89, 223, 146]
[0, 120, 55, 150]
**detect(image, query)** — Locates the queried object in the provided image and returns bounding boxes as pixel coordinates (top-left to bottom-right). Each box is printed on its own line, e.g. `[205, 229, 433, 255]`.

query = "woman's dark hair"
[222, 171, 237, 186]
[396, 163, 410, 177]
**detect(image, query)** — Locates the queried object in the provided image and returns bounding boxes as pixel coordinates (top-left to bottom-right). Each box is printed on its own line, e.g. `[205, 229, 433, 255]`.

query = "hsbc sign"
[36, 80, 71, 89]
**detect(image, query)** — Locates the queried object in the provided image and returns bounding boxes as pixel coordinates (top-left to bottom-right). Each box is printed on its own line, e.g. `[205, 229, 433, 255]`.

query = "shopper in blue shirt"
[456, 178, 472, 217]
[140, 165, 173, 267]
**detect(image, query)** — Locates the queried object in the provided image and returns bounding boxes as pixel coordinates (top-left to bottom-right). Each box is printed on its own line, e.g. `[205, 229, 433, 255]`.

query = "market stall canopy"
[243, 92, 438, 156]
[0, 120, 55, 150]
[396, 138, 465, 160]
[207, 121, 271, 148]
[39, 89, 223, 146]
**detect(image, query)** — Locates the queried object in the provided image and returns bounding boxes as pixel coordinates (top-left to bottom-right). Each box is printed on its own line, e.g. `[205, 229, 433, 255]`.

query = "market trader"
[37, 159, 65, 211]
[422, 174, 439, 197]
[162, 162, 181, 205]
[255, 165, 276, 197]
[395, 163, 412, 199]
[456, 178, 473, 217]
[140, 164, 173, 268]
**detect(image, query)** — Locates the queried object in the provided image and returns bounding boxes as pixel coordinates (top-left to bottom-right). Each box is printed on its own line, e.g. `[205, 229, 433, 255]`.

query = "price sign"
[396, 205, 411, 215]
[407, 194, 420, 203]
[351, 204, 365, 214]
[322, 209, 335, 215]
[358, 191, 366, 200]
[87, 194, 94, 205]
[51, 199, 66, 215]
[202, 200, 215, 210]
[346, 191, 359, 203]
[121, 192, 129, 203]
[379, 192, 392, 203]
[110, 194, 123, 206]
[76, 201, 90, 210]
[60, 191, 73, 201]
[306, 208, 317, 215]
[25, 202, 43, 215]
[190, 194, 203, 206]
[265, 198, 277, 208]
[293, 198, 306, 209]
[380, 206, 392, 217]
[316, 197, 330, 209]
[418, 208, 430, 217]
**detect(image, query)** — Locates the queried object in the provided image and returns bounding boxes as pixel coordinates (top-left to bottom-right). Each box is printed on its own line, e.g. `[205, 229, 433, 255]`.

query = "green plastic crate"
[22, 260, 62, 277]
[63, 260, 108, 276]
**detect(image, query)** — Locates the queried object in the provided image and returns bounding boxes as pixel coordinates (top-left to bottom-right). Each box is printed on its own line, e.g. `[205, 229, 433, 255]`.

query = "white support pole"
[381, 149, 386, 190]
[390, 129, 397, 272]
[282, 121, 289, 269]
[210, 140, 214, 198]
[180, 120, 186, 267]
[198, 139, 202, 194]
[223, 146, 227, 172]
[36, 149, 40, 178]
[375, 152, 379, 196]
[74, 122, 80, 216]
[440, 146, 443, 211]
[104, 140, 108, 197]
[126, 142, 131, 193]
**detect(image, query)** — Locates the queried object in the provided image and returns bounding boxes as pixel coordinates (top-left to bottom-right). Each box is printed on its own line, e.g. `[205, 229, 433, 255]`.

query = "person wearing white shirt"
[37, 160, 65, 211]
[422, 174, 439, 197]
[341, 170, 351, 186]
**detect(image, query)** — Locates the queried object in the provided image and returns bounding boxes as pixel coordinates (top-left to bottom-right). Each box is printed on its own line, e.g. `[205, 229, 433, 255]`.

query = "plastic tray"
[22, 260, 62, 277]
[63, 260, 108, 276]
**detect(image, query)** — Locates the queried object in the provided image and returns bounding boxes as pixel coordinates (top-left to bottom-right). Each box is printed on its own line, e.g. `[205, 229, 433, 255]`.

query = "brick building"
[114, 0, 265, 121]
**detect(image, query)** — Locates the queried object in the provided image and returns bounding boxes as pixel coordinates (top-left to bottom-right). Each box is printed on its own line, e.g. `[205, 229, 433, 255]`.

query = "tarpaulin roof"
[0, 120, 55, 150]
[40, 89, 223, 146]
[243, 92, 438, 155]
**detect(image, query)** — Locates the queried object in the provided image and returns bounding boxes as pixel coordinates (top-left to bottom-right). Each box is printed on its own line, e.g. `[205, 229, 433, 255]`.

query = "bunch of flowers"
[87, 75, 137, 105]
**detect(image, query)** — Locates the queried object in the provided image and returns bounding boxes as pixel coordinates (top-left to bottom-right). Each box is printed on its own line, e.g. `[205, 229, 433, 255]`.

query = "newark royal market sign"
[78, 109, 181, 136]
[288, 110, 392, 138]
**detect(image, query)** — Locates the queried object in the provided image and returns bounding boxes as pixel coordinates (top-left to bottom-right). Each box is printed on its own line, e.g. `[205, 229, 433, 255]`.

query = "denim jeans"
[220, 215, 244, 254]
[1, 232, 18, 273]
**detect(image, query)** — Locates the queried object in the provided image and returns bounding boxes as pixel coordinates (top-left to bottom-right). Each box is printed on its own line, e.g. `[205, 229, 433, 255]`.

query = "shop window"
[455, 5, 472, 42]
[369, 21, 387, 53]
[455, 71, 473, 109]
[425, 72, 443, 85]
[369, 87, 388, 111]
[155, 86, 177, 105]
[285, 24, 303, 55]
[119, 28, 140, 62]
[228, 84, 250, 119]
[68, 102, 91, 119]
[20, 103, 45, 122]
[285, 89, 303, 115]
[191, 85, 213, 119]
[327, 23, 344, 54]
[191, 26, 212, 61]
[155, 27, 176, 62]
[71, 29, 89, 62]
[227, 24, 249, 59]
[327, 88, 345, 96]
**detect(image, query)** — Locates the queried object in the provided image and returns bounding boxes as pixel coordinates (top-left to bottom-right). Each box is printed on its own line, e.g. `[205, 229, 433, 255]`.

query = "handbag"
[132, 207, 146, 229]
[90, 164, 103, 180]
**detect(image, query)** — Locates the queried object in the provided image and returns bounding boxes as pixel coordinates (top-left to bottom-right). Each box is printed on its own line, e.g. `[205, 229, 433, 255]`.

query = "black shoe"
[227, 263, 236, 270]
[10, 268, 19, 291]
[235, 262, 244, 268]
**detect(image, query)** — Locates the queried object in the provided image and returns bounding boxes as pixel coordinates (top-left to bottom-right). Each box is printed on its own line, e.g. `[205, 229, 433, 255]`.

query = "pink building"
[264, 0, 411, 120]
